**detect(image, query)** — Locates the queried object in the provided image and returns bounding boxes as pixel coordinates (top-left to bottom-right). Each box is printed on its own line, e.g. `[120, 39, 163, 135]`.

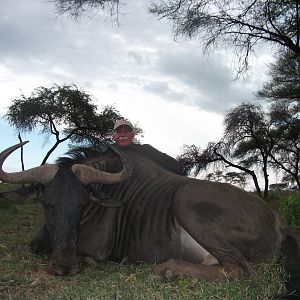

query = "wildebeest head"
[0, 142, 132, 275]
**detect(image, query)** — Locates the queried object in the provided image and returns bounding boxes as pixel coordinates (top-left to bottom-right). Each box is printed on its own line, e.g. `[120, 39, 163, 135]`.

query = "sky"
[0, 0, 273, 181]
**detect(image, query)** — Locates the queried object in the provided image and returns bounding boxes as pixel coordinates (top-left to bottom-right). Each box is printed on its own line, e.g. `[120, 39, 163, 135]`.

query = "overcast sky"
[0, 0, 273, 174]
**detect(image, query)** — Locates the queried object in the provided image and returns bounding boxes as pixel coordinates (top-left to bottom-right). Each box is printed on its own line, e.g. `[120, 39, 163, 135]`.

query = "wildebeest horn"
[0, 142, 59, 185]
[71, 145, 132, 185]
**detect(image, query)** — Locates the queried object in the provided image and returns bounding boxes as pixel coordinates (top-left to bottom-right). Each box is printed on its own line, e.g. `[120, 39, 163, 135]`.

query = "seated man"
[113, 119, 183, 175]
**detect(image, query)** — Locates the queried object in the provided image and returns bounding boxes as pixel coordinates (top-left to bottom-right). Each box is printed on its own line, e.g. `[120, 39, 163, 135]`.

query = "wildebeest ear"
[0, 184, 41, 202]
[89, 192, 126, 208]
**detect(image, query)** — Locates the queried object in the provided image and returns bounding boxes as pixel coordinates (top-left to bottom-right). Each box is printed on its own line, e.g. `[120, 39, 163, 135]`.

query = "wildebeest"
[0, 142, 299, 298]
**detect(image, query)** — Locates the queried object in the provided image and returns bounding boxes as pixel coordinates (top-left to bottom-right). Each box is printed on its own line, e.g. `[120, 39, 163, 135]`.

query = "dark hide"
[41, 166, 89, 275]
[76, 147, 282, 266]
[1, 144, 300, 298]
[78, 146, 299, 298]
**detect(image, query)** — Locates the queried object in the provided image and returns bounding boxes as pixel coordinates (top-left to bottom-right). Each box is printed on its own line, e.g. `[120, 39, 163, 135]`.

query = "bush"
[277, 191, 300, 231]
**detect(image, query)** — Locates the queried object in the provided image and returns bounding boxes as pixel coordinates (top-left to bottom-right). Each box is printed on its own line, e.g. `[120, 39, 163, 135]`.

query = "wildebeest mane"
[55, 144, 153, 167]
[56, 146, 109, 167]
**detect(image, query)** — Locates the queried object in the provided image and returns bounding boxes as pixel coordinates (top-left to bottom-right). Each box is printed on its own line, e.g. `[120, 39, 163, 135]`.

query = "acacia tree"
[178, 141, 264, 196]
[268, 101, 300, 189]
[224, 103, 279, 198]
[150, 0, 300, 75]
[179, 103, 275, 198]
[180, 142, 266, 198]
[257, 51, 300, 103]
[257, 51, 300, 188]
[179, 101, 300, 197]
[5, 84, 125, 165]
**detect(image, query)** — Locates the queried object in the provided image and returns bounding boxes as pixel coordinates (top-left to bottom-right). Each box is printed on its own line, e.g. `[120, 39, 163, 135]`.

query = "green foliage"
[257, 51, 300, 103]
[4, 84, 142, 165]
[5, 84, 99, 134]
[277, 191, 300, 230]
[178, 103, 270, 198]
[5, 84, 115, 164]
[256, 53, 300, 190]
[224, 103, 272, 169]
[179, 101, 300, 198]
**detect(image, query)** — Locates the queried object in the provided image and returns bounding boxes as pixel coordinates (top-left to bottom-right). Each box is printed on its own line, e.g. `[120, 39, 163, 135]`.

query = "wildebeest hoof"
[152, 262, 180, 280]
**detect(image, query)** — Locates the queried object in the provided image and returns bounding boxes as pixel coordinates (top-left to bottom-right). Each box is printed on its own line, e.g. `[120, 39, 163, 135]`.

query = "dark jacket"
[117, 144, 183, 175]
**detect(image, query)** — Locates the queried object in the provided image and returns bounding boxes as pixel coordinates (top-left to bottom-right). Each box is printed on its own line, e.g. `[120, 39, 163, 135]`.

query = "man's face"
[113, 125, 135, 146]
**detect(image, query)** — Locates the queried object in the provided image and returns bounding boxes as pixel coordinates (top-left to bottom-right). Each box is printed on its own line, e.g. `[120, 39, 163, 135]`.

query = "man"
[112, 119, 183, 175]
[112, 119, 136, 146]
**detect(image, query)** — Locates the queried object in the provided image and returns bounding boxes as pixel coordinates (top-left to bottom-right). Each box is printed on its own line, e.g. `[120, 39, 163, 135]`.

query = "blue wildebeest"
[0, 142, 299, 298]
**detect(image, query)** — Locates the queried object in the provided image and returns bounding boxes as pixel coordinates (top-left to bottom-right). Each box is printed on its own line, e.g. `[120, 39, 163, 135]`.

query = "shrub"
[277, 191, 300, 231]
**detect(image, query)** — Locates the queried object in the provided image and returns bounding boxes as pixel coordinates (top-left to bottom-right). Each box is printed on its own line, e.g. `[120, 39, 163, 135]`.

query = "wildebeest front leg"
[152, 259, 244, 282]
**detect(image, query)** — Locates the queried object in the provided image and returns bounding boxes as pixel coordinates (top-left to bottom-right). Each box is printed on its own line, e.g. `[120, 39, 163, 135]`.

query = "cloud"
[0, 1, 129, 83]
[143, 80, 187, 103]
[153, 49, 255, 113]
[0, 0, 277, 190]
[0, 0, 254, 116]
[127, 50, 146, 64]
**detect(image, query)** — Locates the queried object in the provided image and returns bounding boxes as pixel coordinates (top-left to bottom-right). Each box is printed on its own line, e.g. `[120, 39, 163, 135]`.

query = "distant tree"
[179, 141, 264, 197]
[269, 183, 289, 191]
[205, 170, 224, 183]
[257, 51, 300, 104]
[281, 174, 299, 189]
[177, 144, 204, 176]
[223, 103, 276, 198]
[222, 171, 248, 189]
[179, 101, 300, 197]
[179, 103, 275, 198]
[203, 170, 248, 189]
[5, 84, 130, 165]
[268, 101, 300, 189]
[150, 0, 300, 75]
[256, 49, 300, 189]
